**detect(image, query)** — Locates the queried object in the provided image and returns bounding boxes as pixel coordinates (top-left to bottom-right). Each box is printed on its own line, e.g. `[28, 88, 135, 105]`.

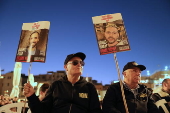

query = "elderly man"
[23, 52, 102, 113]
[102, 61, 160, 113]
[152, 79, 170, 113]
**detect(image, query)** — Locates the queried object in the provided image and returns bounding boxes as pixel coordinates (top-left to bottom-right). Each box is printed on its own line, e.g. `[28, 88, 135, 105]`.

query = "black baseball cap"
[123, 61, 146, 72]
[64, 52, 86, 65]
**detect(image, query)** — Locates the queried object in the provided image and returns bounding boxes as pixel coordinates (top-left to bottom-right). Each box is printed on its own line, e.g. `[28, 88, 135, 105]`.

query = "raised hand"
[23, 81, 35, 97]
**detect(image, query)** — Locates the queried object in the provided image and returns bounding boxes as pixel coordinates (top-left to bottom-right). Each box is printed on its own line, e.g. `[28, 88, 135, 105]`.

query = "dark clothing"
[102, 82, 160, 113]
[27, 76, 102, 113]
[152, 89, 170, 113]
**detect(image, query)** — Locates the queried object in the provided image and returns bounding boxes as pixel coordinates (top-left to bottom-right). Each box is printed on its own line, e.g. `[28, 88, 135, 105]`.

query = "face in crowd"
[104, 26, 119, 45]
[64, 57, 84, 76]
[123, 67, 141, 84]
[163, 79, 170, 94]
[29, 32, 39, 48]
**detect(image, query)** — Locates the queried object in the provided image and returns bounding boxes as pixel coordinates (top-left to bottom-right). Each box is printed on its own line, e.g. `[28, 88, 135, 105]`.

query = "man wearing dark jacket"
[152, 79, 170, 113]
[102, 61, 160, 113]
[23, 52, 102, 113]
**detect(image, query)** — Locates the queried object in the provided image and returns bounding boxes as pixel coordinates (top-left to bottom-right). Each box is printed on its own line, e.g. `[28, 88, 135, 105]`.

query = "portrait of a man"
[92, 13, 130, 55]
[104, 23, 120, 47]
[15, 29, 48, 62]
[22, 31, 44, 56]
[15, 21, 50, 62]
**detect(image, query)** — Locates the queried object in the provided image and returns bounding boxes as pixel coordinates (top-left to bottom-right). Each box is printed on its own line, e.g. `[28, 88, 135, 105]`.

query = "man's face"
[64, 57, 84, 76]
[29, 32, 39, 47]
[124, 67, 141, 84]
[165, 79, 170, 94]
[104, 27, 119, 44]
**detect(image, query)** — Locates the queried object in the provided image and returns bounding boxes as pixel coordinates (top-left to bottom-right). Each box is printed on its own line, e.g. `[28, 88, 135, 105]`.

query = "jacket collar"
[61, 75, 86, 84]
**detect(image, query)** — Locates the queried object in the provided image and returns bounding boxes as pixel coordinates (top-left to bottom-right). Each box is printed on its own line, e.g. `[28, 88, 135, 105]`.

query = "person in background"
[152, 79, 170, 113]
[102, 61, 160, 113]
[27, 82, 50, 113]
[38, 83, 50, 101]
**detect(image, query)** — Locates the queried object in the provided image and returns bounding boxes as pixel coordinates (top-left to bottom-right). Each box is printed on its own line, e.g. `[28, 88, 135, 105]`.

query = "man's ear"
[39, 91, 43, 95]
[123, 71, 127, 78]
[64, 65, 68, 71]
[164, 83, 167, 87]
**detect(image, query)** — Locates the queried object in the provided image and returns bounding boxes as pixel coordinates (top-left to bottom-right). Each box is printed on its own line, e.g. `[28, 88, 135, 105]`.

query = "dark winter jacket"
[102, 82, 160, 113]
[27, 76, 102, 113]
[152, 89, 170, 113]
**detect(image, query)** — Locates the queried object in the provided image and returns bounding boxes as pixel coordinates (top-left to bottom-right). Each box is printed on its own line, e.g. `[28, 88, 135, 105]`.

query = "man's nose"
[109, 33, 113, 36]
[77, 62, 82, 66]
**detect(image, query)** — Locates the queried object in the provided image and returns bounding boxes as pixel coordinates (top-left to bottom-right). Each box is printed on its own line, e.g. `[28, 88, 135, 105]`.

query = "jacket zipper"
[69, 84, 74, 113]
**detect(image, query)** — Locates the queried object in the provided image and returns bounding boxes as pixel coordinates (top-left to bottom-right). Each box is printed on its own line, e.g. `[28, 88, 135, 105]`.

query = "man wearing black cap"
[102, 61, 160, 113]
[23, 52, 102, 113]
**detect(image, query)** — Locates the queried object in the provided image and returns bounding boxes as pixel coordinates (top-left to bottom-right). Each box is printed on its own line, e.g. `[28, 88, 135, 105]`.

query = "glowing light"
[147, 70, 150, 76]
[154, 80, 159, 84]
[140, 79, 148, 83]
[165, 66, 168, 70]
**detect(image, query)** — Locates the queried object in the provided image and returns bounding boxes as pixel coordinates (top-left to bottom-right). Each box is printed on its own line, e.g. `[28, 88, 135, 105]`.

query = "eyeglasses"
[67, 60, 85, 66]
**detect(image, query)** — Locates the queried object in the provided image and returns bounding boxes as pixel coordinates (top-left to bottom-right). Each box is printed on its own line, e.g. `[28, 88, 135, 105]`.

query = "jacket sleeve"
[151, 93, 170, 113]
[147, 91, 161, 113]
[27, 83, 54, 113]
[102, 85, 121, 113]
[152, 93, 162, 102]
[87, 83, 102, 113]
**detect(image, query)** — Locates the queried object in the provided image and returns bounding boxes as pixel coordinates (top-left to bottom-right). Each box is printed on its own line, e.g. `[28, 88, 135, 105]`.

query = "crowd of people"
[0, 95, 24, 112]
[0, 82, 49, 113]
[0, 95, 19, 107]
[22, 52, 169, 113]
[1, 52, 170, 113]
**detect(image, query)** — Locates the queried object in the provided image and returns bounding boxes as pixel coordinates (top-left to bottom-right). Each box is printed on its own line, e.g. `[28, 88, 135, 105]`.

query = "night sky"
[0, 0, 170, 85]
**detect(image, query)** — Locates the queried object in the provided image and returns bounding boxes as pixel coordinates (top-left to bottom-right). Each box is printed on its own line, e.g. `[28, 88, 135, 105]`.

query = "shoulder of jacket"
[139, 84, 147, 89]
[86, 82, 95, 87]
[109, 82, 120, 88]
[158, 90, 169, 97]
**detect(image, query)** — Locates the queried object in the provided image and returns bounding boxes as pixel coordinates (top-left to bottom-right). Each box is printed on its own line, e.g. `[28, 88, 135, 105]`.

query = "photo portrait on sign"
[16, 29, 49, 62]
[15, 21, 50, 62]
[92, 13, 130, 55]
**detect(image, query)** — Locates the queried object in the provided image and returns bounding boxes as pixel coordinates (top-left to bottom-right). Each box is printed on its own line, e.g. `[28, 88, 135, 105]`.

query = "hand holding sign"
[23, 81, 35, 97]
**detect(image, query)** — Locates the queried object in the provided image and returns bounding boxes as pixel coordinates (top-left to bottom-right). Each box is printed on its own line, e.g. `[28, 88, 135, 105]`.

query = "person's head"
[64, 52, 86, 76]
[39, 83, 50, 101]
[1, 101, 5, 105]
[13, 97, 18, 102]
[104, 24, 120, 46]
[123, 61, 146, 85]
[162, 79, 170, 94]
[29, 31, 40, 48]
[20, 100, 24, 103]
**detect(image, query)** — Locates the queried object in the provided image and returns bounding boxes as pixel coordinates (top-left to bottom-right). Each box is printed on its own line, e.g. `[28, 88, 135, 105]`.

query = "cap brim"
[136, 65, 146, 71]
[64, 52, 86, 65]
